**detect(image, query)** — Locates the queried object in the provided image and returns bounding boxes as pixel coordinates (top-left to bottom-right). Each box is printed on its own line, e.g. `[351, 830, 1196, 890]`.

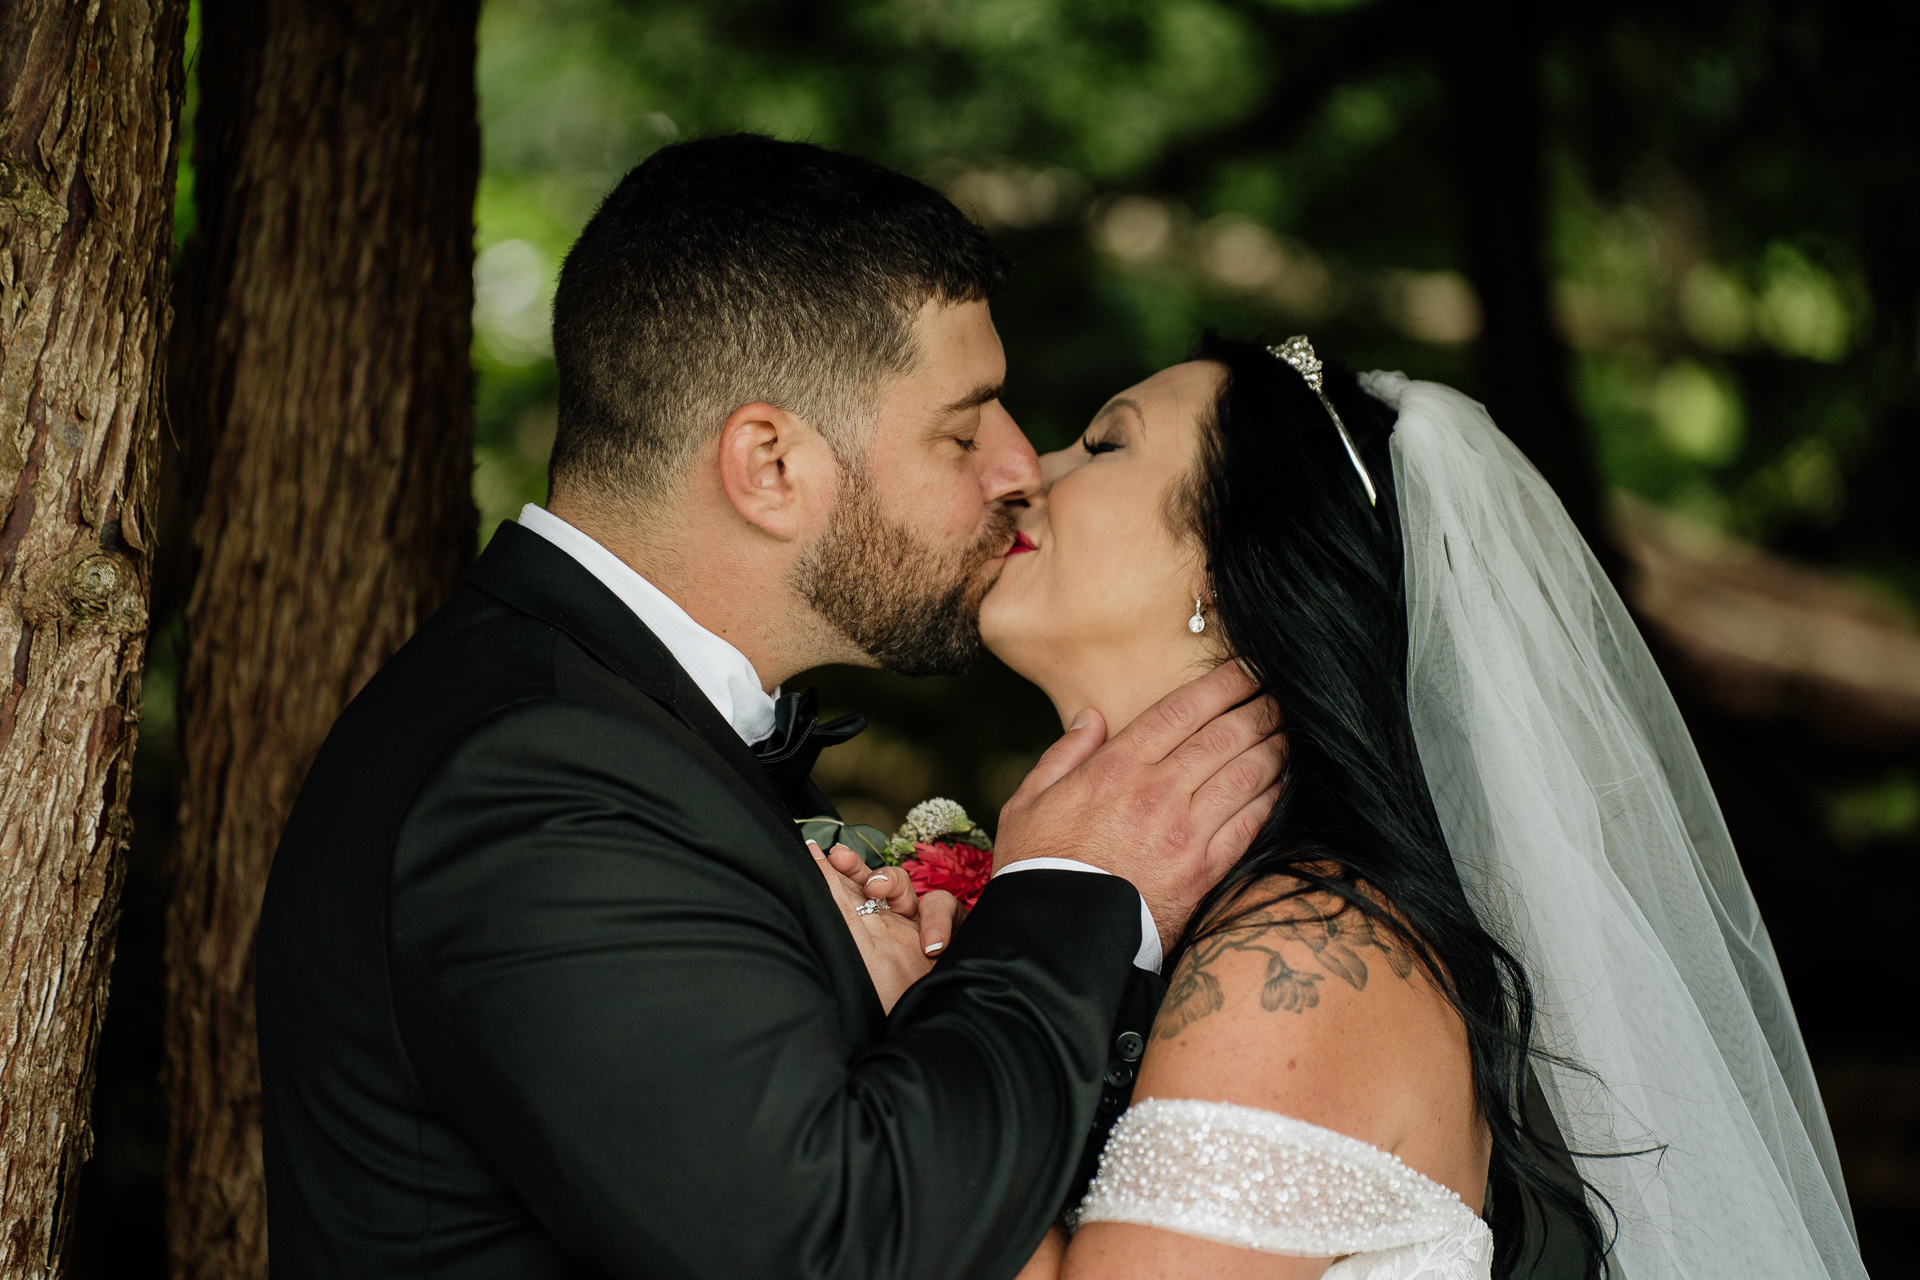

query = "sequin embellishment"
[1076, 1097, 1491, 1275]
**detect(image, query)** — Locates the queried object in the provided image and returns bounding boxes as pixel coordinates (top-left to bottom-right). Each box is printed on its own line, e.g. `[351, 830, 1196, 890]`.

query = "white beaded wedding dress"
[1077, 1099, 1490, 1279]
[1068, 367, 1864, 1279]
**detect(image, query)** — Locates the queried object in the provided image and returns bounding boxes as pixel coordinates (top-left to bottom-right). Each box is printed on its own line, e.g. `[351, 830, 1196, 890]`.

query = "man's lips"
[1006, 531, 1037, 556]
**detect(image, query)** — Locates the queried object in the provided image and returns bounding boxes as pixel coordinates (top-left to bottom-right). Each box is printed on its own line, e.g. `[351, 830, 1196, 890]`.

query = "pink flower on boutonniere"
[901, 841, 994, 909]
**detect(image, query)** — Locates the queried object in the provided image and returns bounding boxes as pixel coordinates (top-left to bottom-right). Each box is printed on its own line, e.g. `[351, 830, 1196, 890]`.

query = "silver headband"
[1267, 335, 1378, 507]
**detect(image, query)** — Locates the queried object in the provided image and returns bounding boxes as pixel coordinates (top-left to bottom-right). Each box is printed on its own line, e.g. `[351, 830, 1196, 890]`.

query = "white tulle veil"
[1359, 371, 1866, 1280]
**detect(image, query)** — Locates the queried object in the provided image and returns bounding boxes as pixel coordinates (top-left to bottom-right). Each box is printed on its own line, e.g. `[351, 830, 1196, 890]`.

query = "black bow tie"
[754, 688, 866, 811]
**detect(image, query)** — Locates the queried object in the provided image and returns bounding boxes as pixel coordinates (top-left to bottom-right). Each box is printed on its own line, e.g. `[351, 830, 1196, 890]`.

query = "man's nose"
[976, 400, 1041, 504]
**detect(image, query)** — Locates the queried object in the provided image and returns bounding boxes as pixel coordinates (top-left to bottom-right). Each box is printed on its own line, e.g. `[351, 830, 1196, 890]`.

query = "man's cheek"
[938, 483, 987, 543]
[886, 455, 965, 518]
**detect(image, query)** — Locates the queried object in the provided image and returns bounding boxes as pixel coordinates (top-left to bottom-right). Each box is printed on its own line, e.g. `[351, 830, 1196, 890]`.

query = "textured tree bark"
[0, 0, 187, 1273]
[165, 2, 478, 1275]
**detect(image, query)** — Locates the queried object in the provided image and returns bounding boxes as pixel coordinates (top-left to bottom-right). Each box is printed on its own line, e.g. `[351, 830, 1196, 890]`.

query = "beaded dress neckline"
[1076, 1097, 1492, 1279]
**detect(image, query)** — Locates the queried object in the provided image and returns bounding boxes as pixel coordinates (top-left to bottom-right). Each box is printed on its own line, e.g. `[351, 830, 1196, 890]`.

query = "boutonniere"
[796, 798, 996, 909]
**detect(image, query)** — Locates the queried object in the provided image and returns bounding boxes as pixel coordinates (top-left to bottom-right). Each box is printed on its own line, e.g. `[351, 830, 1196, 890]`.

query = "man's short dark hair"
[548, 134, 1010, 508]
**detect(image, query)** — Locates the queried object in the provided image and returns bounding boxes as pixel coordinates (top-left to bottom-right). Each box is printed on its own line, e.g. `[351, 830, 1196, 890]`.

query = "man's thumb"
[1019, 708, 1107, 799]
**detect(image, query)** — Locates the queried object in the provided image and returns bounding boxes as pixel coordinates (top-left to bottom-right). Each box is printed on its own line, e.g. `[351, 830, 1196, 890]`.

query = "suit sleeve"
[387, 699, 1142, 1280]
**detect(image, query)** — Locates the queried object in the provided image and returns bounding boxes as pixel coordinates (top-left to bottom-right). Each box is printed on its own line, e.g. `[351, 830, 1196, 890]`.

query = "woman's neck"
[1038, 641, 1220, 736]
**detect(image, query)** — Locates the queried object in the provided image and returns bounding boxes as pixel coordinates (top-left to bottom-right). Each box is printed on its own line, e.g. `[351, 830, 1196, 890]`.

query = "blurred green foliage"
[465, 0, 1919, 828]
[150, 0, 1920, 832]
[78, 17, 1906, 1270]
[172, 0, 200, 253]
[471, 0, 1913, 558]
[1829, 770, 1920, 847]
[85, 9, 1914, 1275]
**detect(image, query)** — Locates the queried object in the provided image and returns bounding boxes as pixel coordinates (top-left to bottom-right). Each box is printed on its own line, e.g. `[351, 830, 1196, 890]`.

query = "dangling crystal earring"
[1188, 597, 1207, 634]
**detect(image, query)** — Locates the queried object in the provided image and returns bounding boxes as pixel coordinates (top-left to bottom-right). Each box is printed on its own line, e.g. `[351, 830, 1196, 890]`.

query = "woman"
[845, 333, 1864, 1279]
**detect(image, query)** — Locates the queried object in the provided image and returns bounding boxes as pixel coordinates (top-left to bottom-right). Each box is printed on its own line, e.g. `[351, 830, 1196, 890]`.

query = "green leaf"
[795, 818, 892, 869]
[796, 817, 844, 849]
[841, 823, 891, 869]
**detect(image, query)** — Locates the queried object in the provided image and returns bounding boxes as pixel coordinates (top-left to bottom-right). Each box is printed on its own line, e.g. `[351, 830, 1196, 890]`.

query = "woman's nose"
[1037, 445, 1081, 490]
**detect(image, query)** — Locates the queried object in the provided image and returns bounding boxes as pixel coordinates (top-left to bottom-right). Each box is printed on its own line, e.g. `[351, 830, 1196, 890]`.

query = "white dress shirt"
[516, 504, 1161, 973]
[518, 504, 777, 744]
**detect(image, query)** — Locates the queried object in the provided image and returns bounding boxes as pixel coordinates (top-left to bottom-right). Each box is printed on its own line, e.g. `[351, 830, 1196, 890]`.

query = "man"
[257, 134, 1283, 1280]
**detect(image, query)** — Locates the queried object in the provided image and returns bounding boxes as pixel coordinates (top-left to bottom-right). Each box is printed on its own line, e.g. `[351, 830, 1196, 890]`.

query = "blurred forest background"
[74, 0, 1917, 1274]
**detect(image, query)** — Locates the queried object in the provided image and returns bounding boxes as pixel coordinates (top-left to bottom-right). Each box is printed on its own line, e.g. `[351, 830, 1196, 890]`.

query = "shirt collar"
[514, 504, 778, 745]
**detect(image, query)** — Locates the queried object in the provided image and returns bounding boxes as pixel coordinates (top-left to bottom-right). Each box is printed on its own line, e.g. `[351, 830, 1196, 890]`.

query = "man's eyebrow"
[935, 382, 1003, 417]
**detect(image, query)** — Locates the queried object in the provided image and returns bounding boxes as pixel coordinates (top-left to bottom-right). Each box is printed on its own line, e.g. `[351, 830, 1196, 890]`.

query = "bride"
[831, 333, 1865, 1279]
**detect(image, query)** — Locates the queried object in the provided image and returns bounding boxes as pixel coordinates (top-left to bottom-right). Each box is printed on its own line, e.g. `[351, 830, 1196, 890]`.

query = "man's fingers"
[1189, 733, 1288, 835]
[1163, 695, 1282, 792]
[1204, 781, 1283, 881]
[1110, 659, 1263, 764]
[917, 891, 966, 956]
[1250, 692, 1284, 737]
[1008, 709, 1108, 808]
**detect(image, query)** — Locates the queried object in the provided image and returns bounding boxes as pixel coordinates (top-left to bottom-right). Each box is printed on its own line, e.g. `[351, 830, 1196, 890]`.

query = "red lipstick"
[1007, 531, 1037, 556]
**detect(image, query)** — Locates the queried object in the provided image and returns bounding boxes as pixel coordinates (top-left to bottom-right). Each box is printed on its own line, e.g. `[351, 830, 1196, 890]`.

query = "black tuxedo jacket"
[257, 521, 1159, 1280]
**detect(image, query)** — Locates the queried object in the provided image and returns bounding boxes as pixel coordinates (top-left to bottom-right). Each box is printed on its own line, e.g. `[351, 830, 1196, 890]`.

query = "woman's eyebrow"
[1090, 396, 1145, 429]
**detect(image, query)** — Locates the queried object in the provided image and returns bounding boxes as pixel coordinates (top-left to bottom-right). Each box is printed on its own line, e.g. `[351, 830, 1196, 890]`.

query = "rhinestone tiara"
[1267, 335, 1378, 507]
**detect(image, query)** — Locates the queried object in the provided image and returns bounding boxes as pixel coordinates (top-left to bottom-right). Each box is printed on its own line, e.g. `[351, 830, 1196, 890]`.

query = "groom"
[257, 134, 1283, 1280]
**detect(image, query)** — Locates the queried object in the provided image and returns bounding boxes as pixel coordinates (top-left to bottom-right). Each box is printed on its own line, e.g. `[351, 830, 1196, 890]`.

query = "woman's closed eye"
[1080, 434, 1122, 456]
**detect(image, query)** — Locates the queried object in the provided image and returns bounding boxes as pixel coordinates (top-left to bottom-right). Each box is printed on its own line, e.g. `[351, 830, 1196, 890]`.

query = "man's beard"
[794, 464, 1015, 678]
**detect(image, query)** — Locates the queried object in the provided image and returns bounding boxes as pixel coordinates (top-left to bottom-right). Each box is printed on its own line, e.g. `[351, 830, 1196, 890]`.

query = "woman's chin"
[975, 591, 1034, 675]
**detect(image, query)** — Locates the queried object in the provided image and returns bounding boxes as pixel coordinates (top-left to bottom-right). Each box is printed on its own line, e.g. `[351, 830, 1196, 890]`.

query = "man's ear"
[715, 401, 834, 540]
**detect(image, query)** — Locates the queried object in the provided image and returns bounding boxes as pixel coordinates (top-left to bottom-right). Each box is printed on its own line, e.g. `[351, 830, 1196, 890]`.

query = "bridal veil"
[1362, 372, 1866, 1280]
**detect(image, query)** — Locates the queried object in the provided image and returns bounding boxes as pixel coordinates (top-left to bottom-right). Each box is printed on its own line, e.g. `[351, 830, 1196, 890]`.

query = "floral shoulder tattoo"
[1154, 898, 1415, 1040]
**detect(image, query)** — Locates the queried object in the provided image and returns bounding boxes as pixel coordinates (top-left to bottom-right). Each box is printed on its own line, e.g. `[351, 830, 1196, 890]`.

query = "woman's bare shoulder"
[1136, 875, 1471, 1151]
[1154, 878, 1416, 1038]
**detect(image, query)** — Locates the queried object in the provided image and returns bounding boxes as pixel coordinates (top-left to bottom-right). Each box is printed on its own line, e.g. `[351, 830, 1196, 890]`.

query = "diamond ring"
[856, 897, 887, 916]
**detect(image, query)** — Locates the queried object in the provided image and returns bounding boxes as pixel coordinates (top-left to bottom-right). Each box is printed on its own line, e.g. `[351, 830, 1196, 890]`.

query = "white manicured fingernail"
[869, 871, 889, 887]
[925, 942, 945, 954]
[807, 840, 825, 859]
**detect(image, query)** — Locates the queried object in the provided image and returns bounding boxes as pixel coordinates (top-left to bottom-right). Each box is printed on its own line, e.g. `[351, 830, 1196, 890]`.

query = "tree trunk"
[164, 2, 479, 1275]
[0, 0, 187, 1273]
[1446, 0, 1611, 562]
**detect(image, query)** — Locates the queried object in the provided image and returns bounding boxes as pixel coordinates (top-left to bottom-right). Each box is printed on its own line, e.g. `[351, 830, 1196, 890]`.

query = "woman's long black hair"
[1171, 332, 1611, 1278]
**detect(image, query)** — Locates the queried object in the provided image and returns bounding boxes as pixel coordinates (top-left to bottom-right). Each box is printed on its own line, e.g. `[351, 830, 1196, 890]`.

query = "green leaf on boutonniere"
[796, 817, 893, 869]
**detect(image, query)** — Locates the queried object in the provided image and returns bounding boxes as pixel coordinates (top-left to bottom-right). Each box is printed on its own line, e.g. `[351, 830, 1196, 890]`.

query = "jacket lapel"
[465, 521, 798, 828]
